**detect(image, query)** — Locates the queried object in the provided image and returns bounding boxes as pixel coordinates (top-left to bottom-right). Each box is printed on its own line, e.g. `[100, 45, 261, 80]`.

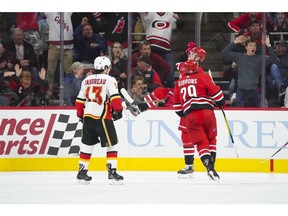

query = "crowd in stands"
[1, 12, 288, 108]
[225, 12, 288, 107]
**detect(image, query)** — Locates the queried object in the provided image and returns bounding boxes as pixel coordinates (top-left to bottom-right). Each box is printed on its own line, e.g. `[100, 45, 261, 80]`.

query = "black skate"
[76, 165, 92, 184]
[202, 158, 220, 183]
[208, 168, 220, 183]
[207, 167, 220, 183]
[177, 166, 194, 179]
[106, 163, 124, 185]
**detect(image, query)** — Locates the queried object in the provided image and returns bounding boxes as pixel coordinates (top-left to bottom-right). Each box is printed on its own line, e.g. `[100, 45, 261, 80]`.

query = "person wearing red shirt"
[173, 59, 225, 182]
[227, 12, 271, 33]
[132, 40, 171, 87]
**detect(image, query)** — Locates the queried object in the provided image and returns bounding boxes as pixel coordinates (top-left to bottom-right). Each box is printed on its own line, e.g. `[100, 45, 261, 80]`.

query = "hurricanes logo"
[112, 17, 125, 34]
[152, 20, 170, 30]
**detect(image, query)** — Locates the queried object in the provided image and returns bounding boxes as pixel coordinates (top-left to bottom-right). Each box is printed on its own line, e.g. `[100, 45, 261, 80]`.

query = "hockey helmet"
[94, 56, 112, 70]
[184, 60, 198, 75]
[185, 41, 197, 54]
[192, 47, 206, 62]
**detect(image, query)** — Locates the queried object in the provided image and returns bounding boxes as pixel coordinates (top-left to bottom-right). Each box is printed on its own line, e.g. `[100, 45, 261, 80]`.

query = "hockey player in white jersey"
[75, 56, 124, 185]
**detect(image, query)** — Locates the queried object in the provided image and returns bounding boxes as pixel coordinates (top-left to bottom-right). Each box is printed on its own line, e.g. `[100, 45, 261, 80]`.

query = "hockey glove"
[78, 116, 83, 123]
[112, 110, 123, 121]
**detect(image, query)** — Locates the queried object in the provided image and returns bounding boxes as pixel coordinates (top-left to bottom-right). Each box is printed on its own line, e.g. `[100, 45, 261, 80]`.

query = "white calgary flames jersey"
[76, 73, 122, 120]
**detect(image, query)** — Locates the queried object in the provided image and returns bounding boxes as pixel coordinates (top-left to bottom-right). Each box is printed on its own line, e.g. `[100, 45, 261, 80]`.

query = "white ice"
[1, 171, 288, 215]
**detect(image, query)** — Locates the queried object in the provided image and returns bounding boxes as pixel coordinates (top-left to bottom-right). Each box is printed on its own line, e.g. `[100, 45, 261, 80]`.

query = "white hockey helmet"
[94, 56, 112, 70]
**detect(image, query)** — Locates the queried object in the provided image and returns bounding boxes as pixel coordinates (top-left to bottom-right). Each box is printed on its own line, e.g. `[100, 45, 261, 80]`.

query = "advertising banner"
[0, 107, 288, 172]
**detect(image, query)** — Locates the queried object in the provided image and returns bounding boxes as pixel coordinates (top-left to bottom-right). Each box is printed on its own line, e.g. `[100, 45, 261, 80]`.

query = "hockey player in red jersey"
[122, 43, 209, 179]
[75, 56, 124, 184]
[173, 59, 225, 182]
[175, 44, 208, 178]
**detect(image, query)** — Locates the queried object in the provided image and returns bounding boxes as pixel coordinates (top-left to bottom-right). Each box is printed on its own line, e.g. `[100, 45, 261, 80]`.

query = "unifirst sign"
[0, 107, 287, 172]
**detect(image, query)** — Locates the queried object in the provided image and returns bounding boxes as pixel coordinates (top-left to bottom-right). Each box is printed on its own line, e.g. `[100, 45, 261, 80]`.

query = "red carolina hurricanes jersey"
[173, 70, 224, 116]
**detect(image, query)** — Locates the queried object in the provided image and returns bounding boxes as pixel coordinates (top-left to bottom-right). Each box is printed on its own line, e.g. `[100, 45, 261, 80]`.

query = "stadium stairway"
[171, 12, 235, 105]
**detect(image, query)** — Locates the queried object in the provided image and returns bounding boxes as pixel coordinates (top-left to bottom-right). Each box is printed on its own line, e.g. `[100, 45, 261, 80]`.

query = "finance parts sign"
[0, 108, 288, 160]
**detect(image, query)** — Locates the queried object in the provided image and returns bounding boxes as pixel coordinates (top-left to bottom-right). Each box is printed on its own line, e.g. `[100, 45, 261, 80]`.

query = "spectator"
[71, 13, 103, 34]
[132, 40, 171, 87]
[64, 61, 85, 106]
[0, 13, 16, 43]
[15, 12, 43, 69]
[130, 75, 148, 103]
[267, 40, 288, 99]
[0, 71, 16, 105]
[140, 12, 184, 88]
[132, 55, 162, 93]
[3, 28, 38, 81]
[241, 20, 274, 54]
[0, 43, 13, 75]
[269, 12, 288, 41]
[100, 13, 129, 57]
[221, 35, 278, 107]
[109, 41, 128, 90]
[44, 12, 74, 98]
[73, 17, 106, 64]
[2, 64, 48, 106]
[227, 12, 271, 34]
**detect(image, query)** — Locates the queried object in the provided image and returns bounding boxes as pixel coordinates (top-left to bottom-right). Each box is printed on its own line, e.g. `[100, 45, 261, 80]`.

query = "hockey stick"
[260, 141, 288, 163]
[120, 88, 165, 104]
[120, 88, 134, 104]
[208, 69, 239, 158]
[142, 99, 166, 104]
[221, 107, 239, 158]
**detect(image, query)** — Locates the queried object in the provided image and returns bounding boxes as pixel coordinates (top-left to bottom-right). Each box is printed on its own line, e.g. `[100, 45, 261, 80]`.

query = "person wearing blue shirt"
[73, 17, 107, 63]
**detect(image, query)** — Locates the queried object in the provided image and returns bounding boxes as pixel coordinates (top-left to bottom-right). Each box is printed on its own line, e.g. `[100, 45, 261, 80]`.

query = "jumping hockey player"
[173, 59, 225, 182]
[75, 56, 124, 185]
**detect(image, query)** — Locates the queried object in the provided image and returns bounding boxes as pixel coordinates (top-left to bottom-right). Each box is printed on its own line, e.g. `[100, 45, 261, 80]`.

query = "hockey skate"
[106, 163, 124, 185]
[76, 165, 92, 184]
[207, 167, 220, 183]
[202, 158, 220, 183]
[177, 166, 194, 179]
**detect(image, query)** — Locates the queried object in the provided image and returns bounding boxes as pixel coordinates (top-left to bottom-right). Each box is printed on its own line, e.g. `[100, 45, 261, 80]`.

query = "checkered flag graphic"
[47, 114, 82, 156]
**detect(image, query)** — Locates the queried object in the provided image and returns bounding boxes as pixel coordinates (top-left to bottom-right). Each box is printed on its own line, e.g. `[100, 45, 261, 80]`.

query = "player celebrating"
[173, 60, 225, 182]
[75, 56, 124, 185]
[122, 43, 210, 179]
[175, 44, 208, 178]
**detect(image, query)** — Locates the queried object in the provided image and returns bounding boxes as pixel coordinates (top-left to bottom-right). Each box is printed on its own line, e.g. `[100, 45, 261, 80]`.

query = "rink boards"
[0, 107, 288, 173]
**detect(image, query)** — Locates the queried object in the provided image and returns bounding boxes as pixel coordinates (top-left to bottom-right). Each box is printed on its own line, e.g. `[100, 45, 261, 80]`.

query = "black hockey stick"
[208, 70, 239, 158]
[221, 107, 239, 158]
[260, 141, 288, 163]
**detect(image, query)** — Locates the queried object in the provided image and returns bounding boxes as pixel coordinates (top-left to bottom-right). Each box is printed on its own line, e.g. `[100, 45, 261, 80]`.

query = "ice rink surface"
[1, 171, 288, 215]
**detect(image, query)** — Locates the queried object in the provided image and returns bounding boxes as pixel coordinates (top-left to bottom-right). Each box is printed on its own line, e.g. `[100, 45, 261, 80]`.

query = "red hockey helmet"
[192, 47, 206, 62]
[184, 60, 198, 75]
[185, 41, 197, 54]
